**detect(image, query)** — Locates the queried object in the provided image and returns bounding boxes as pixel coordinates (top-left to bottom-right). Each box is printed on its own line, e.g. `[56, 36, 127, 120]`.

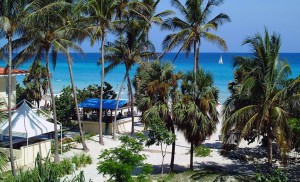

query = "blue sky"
[1, 0, 300, 53]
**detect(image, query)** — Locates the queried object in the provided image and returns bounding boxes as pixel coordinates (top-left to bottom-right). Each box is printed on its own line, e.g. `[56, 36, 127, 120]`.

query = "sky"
[1, 0, 300, 53]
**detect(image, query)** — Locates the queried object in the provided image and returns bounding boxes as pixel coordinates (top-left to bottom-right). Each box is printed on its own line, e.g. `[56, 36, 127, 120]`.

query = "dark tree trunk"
[193, 41, 197, 85]
[170, 123, 176, 172]
[99, 35, 105, 145]
[45, 49, 59, 163]
[66, 52, 89, 152]
[267, 128, 273, 171]
[190, 141, 194, 170]
[127, 72, 135, 135]
[8, 34, 16, 176]
[113, 70, 129, 139]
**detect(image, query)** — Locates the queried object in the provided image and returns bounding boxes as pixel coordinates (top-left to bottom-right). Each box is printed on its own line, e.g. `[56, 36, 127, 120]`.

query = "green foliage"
[51, 141, 71, 154]
[16, 83, 32, 104]
[194, 145, 211, 157]
[97, 135, 152, 182]
[5, 152, 93, 181]
[256, 167, 289, 182]
[144, 118, 175, 147]
[288, 118, 300, 150]
[74, 132, 96, 143]
[55, 86, 76, 124]
[76, 83, 117, 103]
[72, 155, 80, 170]
[23, 61, 48, 108]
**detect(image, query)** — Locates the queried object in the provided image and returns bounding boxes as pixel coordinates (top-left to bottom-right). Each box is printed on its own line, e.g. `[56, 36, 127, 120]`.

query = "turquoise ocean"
[1, 53, 300, 104]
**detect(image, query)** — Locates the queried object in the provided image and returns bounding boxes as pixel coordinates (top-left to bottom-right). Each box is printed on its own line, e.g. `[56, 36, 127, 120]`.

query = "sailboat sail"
[218, 55, 223, 64]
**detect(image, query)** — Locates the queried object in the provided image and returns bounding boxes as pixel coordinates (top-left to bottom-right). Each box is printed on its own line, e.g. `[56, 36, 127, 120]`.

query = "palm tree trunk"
[8, 34, 16, 176]
[99, 35, 105, 145]
[147, 32, 150, 63]
[267, 128, 273, 171]
[196, 41, 200, 69]
[170, 122, 175, 172]
[66, 52, 89, 152]
[45, 49, 59, 163]
[190, 141, 194, 170]
[113, 70, 129, 139]
[193, 41, 197, 85]
[127, 73, 135, 135]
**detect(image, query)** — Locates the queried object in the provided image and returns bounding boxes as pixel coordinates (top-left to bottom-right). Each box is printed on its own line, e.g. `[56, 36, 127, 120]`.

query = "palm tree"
[133, 61, 180, 172]
[162, 0, 230, 82]
[78, 0, 116, 145]
[10, 0, 77, 162]
[104, 22, 157, 136]
[141, 0, 174, 62]
[173, 69, 219, 170]
[0, 0, 33, 175]
[23, 61, 48, 108]
[222, 29, 297, 170]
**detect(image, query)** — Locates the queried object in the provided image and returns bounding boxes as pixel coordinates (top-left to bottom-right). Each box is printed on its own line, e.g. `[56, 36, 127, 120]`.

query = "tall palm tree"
[104, 22, 157, 136]
[141, 0, 174, 61]
[133, 61, 180, 172]
[10, 0, 77, 163]
[61, 1, 90, 152]
[222, 29, 298, 170]
[173, 69, 219, 170]
[0, 0, 33, 175]
[78, 0, 116, 145]
[162, 0, 230, 82]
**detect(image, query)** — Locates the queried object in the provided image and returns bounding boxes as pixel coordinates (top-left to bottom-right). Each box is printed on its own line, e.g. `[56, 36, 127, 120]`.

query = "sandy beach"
[59, 105, 269, 181]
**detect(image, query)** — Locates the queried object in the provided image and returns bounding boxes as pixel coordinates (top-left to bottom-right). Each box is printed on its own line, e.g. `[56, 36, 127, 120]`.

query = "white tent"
[0, 102, 61, 139]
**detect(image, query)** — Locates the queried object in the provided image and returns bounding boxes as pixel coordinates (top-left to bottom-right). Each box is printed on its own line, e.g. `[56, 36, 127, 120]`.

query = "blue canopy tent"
[78, 98, 128, 110]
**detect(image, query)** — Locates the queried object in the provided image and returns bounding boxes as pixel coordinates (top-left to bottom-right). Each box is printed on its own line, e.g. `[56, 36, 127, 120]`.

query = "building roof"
[0, 67, 28, 76]
[78, 98, 128, 110]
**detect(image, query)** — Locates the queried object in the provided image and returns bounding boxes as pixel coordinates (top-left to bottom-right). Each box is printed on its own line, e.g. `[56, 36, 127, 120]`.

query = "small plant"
[84, 154, 92, 165]
[79, 154, 86, 167]
[60, 158, 73, 175]
[85, 132, 96, 140]
[256, 166, 289, 182]
[72, 155, 80, 170]
[97, 135, 152, 181]
[74, 135, 82, 143]
[194, 145, 211, 157]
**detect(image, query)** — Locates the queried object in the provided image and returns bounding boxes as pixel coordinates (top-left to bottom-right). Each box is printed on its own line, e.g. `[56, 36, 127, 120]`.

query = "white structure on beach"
[0, 67, 27, 110]
[0, 101, 60, 169]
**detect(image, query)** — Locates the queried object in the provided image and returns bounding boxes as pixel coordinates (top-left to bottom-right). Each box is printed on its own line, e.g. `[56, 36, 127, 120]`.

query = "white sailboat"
[218, 55, 223, 64]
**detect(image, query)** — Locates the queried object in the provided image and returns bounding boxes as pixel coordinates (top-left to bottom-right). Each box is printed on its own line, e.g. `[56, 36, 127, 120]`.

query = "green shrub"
[97, 135, 152, 182]
[61, 158, 73, 175]
[85, 155, 92, 165]
[85, 132, 96, 140]
[256, 166, 289, 182]
[72, 155, 80, 170]
[79, 154, 86, 167]
[74, 135, 82, 143]
[194, 145, 211, 157]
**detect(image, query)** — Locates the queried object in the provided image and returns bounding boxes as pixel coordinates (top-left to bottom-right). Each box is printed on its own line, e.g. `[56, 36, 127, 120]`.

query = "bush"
[256, 166, 289, 182]
[97, 136, 152, 181]
[4, 153, 91, 182]
[72, 155, 80, 170]
[194, 145, 211, 157]
[60, 158, 73, 175]
[74, 132, 96, 143]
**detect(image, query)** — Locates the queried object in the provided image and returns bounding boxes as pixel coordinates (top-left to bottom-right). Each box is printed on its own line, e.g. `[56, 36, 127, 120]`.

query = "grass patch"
[194, 145, 211, 157]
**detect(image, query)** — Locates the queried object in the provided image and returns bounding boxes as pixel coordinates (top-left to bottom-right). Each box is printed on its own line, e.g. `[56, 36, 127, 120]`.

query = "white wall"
[0, 76, 17, 110]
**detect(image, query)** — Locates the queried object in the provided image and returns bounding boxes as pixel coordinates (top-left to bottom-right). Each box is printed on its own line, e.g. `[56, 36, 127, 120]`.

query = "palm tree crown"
[222, 29, 299, 168]
[162, 0, 230, 79]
